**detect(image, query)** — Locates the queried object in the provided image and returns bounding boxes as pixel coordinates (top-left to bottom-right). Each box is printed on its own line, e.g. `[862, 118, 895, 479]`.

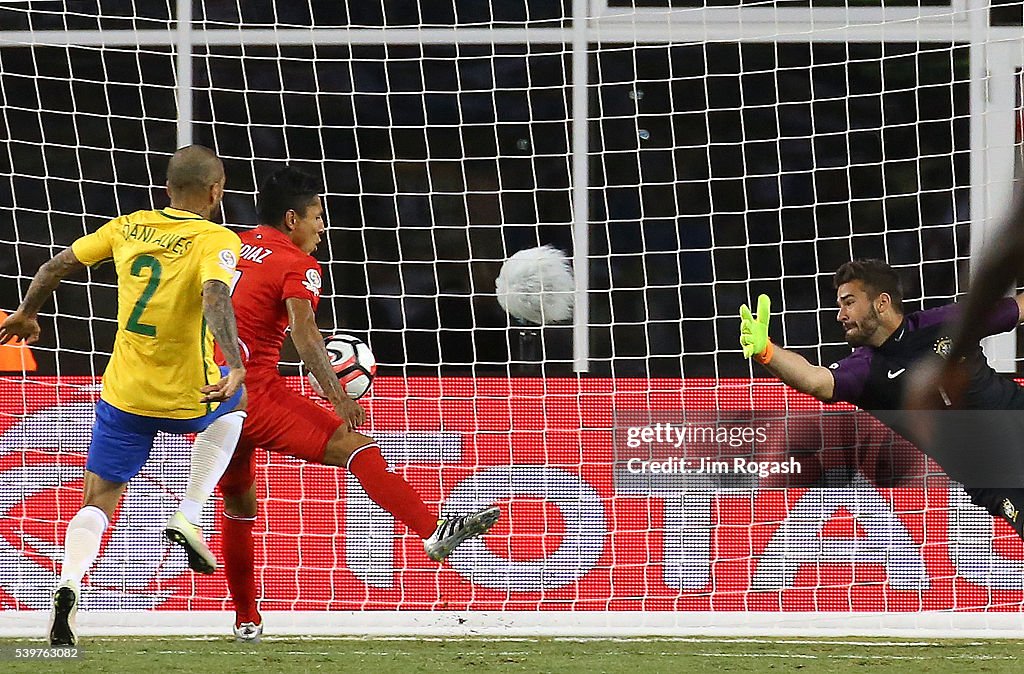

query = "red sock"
[222, 513, 261, 626]
[348, 444, 437, 538]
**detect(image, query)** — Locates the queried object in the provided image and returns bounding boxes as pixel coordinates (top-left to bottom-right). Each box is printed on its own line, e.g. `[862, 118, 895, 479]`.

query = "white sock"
[59, 505, 109, 586]
[179, 410, 246, 525]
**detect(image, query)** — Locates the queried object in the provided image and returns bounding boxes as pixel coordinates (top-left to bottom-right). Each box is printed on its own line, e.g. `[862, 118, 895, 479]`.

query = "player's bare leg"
[322, 428, 500, 562]
[221, 482, 262, 642]
[50, 472, 127, 646]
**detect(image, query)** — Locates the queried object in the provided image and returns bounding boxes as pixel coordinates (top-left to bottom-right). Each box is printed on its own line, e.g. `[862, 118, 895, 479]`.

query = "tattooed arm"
[286, 296, 365, 430]
[199, 279, 246, 402]
[0, 247, 85, 345]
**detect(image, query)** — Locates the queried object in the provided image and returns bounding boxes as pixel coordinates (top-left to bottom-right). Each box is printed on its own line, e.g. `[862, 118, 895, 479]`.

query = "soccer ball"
[495, 245, 574, 325]
[306, 334, 377, 400]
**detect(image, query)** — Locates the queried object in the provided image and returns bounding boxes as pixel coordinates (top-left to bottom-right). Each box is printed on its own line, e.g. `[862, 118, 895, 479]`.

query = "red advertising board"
[0, 377, 1022, 613]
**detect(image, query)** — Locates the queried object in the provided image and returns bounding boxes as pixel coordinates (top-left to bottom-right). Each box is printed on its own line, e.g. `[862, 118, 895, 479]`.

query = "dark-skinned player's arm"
[951, 197, 1024, 361]
[740, 294, 835, 402]
[285, 296, 365, 431]
[906, 192, 1024, 410]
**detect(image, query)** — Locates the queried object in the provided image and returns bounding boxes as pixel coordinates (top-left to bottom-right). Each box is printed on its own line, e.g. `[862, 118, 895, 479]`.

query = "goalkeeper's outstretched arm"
[739, 294, 835, 401]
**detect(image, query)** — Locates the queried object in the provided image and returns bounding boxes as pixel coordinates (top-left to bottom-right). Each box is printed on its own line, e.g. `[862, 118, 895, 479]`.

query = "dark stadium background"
[0, 1, 970, 378]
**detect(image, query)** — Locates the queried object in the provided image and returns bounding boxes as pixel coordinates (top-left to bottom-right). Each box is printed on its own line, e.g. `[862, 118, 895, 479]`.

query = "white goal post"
[3, 0, 1024, 637]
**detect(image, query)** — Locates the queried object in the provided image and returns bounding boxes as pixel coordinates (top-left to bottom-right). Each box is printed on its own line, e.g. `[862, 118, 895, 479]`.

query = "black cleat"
[49, 583, 78, 646]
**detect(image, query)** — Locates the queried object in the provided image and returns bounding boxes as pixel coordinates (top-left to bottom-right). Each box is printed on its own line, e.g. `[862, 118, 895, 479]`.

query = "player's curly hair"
[833, 258, 904, 312]
[257, 166, 323, 226]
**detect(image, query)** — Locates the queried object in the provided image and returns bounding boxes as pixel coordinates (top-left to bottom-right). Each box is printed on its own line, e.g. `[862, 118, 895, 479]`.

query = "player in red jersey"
[218, 167, 499, 641]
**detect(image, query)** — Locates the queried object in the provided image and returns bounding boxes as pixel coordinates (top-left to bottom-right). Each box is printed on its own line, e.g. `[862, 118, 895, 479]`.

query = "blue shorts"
[86, 369, 243, 483]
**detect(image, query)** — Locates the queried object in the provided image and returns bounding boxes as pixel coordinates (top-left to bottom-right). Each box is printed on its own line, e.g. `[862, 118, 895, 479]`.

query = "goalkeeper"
[740, 258, 1024, 535]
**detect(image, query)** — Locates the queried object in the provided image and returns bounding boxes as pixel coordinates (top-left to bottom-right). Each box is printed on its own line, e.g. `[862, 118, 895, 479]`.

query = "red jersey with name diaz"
[227, 225, 322, 382]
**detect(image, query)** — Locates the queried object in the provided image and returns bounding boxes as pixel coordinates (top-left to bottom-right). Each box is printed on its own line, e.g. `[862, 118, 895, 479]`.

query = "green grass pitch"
[1, 636, 1021, 673]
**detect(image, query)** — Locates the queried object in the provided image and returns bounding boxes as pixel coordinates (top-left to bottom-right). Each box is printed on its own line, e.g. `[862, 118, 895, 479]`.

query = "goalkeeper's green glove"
[739, 294, 774, 364]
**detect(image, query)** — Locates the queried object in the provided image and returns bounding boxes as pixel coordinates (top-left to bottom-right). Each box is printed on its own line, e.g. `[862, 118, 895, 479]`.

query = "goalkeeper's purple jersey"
[828, 297, 1024, 410]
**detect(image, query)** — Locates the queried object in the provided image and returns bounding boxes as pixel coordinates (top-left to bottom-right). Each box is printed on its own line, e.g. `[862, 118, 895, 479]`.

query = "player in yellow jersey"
[0, 146, 248, 647]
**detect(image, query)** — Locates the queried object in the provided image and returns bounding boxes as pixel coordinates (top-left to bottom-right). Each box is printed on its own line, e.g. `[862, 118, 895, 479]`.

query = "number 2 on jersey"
[125, 254, 162, 336]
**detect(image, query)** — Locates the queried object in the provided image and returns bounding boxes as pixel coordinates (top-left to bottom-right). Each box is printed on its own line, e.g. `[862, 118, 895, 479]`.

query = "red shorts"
[218, 376, 343, 496]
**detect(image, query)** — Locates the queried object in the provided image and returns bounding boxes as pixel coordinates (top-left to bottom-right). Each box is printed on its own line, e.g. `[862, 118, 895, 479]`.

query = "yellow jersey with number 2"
[71, 207, 241, 419]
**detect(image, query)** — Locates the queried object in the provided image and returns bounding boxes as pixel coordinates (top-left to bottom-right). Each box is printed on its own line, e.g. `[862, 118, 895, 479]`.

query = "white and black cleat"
[233, 621, 263, 643]
[423, 506, 500, 562]
[49, 581, 79, 647]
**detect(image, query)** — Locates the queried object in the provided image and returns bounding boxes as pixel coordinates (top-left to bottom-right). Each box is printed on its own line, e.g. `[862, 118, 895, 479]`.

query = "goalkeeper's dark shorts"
[964, 487, 1024, 540]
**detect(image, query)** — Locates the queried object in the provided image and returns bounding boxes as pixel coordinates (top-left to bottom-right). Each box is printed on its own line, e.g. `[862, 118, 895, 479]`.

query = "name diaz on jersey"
[237, 243, 318, 298]
[239, 243, 273, 263]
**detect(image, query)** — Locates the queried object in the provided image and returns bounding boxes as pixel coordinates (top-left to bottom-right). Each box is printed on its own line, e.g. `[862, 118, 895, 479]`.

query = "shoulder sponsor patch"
[302, 268, 322, 296]
[218, 249, 238, 272]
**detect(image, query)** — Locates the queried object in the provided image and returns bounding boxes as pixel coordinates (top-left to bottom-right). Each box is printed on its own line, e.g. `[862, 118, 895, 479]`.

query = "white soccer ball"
[307, 334, 377, 400]
[495, 245, 575, 325]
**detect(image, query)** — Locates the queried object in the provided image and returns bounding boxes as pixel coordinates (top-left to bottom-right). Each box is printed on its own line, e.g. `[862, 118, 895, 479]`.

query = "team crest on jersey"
[933, 336, 952, 359]
[302, 269, 322, 296]
[218, 249, 238, 272]
[1003, 498, 1019, 523]
[828, 362, 840, 370]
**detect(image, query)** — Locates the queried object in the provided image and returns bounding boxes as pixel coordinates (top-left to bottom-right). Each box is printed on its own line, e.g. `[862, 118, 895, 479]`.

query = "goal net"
[1, 0, 1022, 635]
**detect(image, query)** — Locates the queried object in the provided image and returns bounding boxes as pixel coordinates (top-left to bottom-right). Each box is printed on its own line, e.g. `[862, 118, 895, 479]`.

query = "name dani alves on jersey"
[121, 223, 193, 255]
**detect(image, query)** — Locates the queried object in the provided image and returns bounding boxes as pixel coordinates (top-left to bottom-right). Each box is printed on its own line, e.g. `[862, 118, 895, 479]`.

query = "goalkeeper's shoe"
[49, 581, 78, 647]
[233, 621, 263, 644]
[164, 511, 217, 574]
[424, 506, 501, 562]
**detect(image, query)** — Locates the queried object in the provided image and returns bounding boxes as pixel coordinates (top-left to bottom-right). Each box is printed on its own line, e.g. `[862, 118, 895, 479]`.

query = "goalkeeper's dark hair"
[833, 259, 904, 313]
[257, 166, 323, 227]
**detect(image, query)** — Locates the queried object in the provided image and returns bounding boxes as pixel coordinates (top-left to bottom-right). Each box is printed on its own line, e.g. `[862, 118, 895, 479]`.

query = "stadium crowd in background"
[0, 3, 968, 379]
